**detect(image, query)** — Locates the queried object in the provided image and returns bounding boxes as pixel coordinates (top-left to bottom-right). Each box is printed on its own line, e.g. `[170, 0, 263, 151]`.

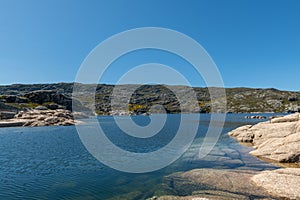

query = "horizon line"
[0, 82, 299, 92]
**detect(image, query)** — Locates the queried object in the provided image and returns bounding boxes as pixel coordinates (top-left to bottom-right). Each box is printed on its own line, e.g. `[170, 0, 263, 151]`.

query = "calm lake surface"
[0, 114, 282, 199]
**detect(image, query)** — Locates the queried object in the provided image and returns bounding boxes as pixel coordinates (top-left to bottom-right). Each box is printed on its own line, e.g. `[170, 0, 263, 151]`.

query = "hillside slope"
[0, 83, 299, 114]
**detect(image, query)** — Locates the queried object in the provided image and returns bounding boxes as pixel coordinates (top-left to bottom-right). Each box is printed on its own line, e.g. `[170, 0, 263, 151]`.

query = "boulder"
[23, 120, 34, 126]
[37, 115, 46, 121]
[61, 120, 75, 126]
[72, 111, 90, 119]
[46, 103, 59, 110]
[44, 117, 60, 124]
[30, 121, 47, 127]
[250, 132, 300, 163]
[35, 106, 48, 110]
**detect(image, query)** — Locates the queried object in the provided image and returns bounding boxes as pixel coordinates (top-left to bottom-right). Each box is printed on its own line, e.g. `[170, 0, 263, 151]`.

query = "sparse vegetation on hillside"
[0, 83, 299, 114]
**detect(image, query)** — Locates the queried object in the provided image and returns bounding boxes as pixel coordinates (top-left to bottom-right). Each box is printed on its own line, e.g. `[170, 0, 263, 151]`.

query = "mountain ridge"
[0, 83, 299, 114]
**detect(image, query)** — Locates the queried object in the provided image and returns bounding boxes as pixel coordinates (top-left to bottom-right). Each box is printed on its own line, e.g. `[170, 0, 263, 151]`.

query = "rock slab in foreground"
[149, 190, 250, 200]
[228, 113, 300, 163]
[252, 168, 300, 199]
[151, 168, 300, 200]
[163, 169, 273, 199]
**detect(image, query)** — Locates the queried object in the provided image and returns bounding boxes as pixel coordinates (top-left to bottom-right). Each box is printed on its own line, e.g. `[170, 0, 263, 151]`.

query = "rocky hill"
[0, 83, 299, 115]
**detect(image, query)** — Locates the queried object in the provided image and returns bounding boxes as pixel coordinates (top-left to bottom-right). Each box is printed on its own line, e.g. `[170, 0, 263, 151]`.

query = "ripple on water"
[0, 114, 281, 199]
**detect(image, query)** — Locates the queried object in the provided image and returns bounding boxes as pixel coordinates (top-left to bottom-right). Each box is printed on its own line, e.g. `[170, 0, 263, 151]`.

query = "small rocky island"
[0, 89, 90, 127]
[0, 109, 86, 127]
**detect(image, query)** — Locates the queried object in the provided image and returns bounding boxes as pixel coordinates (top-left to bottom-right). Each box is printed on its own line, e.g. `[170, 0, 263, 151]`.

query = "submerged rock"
[245, 115, 267, 119]
[159, 169, 274, 199]
[151, 167, 300, 200]
[149, 191, 249, 200]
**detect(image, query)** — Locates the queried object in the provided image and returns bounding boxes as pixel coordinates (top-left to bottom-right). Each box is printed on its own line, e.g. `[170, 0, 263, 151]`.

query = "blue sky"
[0, 0, 299, 91]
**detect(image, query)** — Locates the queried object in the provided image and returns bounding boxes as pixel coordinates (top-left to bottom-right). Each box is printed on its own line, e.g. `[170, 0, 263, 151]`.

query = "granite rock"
[252, 168, 300, 199]
[228, 113, 300, 163]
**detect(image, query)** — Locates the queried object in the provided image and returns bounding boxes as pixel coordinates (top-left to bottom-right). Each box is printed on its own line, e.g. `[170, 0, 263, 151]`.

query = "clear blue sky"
[0, 0, 299, 91]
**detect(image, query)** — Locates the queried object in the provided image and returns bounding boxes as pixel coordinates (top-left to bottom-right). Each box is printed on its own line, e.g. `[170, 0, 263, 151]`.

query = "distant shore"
[0, 111, 289, 128]
[0, 83, 300, 115]
[0, 111, 285, 128]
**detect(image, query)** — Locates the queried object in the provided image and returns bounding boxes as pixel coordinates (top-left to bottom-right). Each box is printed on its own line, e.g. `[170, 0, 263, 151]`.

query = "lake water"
[0, 114, 281, 199]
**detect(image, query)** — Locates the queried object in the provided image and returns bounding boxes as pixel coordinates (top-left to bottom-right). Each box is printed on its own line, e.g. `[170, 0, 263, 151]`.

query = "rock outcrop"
[148, 191, 253, 200]
[24, 90, 73, 110]
[0, 119, 29, 127]
[150, 168, 300, 200]
[0, 108, 88, 127]
[228, 113, 300, 163]
[14, 109, 76, 126]
[252, 168, 300, 199]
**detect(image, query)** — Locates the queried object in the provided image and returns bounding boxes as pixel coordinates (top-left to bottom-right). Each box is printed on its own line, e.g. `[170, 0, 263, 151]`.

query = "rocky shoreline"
[148, 168, 300, 200]
[1, 83, 300, 198]
[228, 113, 300, 164]
[0, 89, 92, 127]
[148, 114, 300, 200]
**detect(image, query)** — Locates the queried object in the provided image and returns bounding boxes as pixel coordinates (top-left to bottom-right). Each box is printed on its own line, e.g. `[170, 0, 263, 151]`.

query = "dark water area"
[0, 114, 283, 199]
